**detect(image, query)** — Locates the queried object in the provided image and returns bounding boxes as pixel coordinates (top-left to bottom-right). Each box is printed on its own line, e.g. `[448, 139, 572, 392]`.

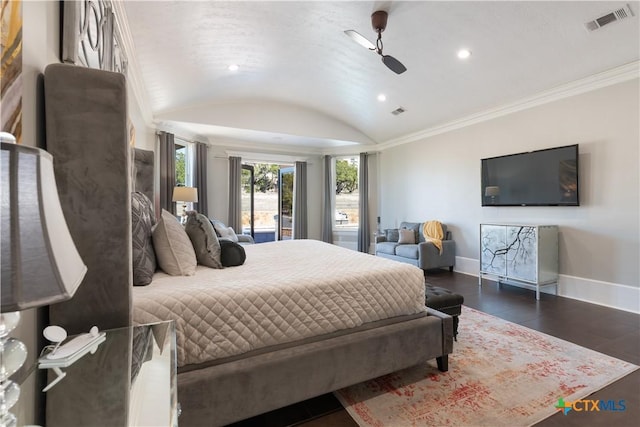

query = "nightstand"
[28, 321, 177, 427]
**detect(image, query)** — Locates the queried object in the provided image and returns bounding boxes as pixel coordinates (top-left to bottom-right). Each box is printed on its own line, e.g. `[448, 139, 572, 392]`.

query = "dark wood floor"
[231, 271, 640, 427]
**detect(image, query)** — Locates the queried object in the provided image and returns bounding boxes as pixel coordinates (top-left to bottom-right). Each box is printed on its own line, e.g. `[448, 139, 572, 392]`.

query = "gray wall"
[380, 79, 639, 297]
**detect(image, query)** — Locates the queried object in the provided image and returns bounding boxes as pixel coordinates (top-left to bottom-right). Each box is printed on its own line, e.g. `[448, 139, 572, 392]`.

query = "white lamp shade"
[1, 142, 87, 312]
[172, 186, 198, 203]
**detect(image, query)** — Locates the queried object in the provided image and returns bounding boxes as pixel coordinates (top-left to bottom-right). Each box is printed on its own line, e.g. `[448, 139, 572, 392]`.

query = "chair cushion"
[376, 241, 398, 255]
[395, 244, 419, 259]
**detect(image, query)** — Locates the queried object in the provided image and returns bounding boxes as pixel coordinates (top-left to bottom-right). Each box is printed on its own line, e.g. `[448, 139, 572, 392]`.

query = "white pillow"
[398, 228, 416, 244]
[152, 209, 197, 276]
[213, 223, 239, 242]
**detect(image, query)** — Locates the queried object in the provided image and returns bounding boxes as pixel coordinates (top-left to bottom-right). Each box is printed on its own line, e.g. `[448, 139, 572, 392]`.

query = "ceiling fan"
[344, 10, 407, 75]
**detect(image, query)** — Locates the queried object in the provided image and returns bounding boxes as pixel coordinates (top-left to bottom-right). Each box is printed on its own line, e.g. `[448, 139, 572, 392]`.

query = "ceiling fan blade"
[344, 30, 376, 50]
[382, 55, 407, 74]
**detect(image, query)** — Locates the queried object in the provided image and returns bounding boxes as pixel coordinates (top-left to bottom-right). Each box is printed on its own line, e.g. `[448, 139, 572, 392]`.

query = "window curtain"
[293, 161, 308, 239]
[158, 131, 176, 214]
[321, 155, 333, 243]
[194, 142, 208, 216]
[228, 156, 242, 231]
[357, 152, 370, 253]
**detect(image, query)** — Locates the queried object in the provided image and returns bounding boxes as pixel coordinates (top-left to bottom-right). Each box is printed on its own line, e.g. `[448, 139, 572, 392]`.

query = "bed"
[43, 63, 453, 426]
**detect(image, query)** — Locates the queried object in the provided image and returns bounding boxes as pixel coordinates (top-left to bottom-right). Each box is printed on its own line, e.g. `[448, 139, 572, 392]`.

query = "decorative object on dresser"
[1, 135, 87, 426]
[479, 223, 559, 299]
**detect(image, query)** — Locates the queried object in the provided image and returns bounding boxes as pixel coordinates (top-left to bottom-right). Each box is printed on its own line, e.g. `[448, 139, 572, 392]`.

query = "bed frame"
[44, 63, 453, 426]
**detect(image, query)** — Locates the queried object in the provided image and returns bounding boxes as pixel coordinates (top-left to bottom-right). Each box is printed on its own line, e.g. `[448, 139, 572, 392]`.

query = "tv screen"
[481, 144, 579, 206]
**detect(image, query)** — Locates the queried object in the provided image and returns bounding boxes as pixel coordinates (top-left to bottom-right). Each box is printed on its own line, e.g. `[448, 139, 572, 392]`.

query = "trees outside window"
[334, 157, 359, 228]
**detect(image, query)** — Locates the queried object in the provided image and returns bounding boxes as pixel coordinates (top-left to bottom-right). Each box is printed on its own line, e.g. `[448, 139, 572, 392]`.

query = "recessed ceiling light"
[457, 49, 471, 59]
[377, 94, 387, 102]
[228, 64, 239, 71]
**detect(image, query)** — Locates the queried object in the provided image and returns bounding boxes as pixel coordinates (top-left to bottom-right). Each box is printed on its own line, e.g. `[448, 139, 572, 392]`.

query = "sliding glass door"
[278, 167, 294, 240]
[241, 165, 254, 238]
[241, 163, 294, 243]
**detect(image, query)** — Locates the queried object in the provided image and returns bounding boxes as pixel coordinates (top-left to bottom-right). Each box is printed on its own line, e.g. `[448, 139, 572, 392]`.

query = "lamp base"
[0, 312, 27, 426]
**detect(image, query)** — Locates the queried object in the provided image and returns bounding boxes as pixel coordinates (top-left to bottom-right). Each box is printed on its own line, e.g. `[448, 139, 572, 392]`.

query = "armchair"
[375, 221, 455, 273]
[209, 218, 255, 245]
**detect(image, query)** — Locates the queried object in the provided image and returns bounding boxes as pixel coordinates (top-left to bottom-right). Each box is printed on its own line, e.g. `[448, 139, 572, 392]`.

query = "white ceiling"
[121, 1, 640, 152]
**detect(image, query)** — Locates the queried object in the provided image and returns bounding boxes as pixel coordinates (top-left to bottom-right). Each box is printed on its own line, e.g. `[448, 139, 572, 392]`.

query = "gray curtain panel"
[158, 131, 176, 214]
[194, 142, 208, 216]
[357, 152, 370, 253]
[293, 161, 308, 239]
[321, 155, 333, 243]
[228, 156, 242, 231]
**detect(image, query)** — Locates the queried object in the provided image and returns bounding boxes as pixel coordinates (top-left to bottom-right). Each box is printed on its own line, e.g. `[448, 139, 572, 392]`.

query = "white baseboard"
[454, 256, 640, 314]
[453, 256, 479, 279]
[557, 275, 640, 314]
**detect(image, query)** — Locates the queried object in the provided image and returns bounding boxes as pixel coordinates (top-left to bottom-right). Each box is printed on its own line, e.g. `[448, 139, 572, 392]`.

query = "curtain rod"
[155, 131, 208, 146]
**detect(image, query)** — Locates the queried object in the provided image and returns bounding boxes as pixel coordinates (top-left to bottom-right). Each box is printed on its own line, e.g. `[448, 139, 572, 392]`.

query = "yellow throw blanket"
[422, 220, 444, 254]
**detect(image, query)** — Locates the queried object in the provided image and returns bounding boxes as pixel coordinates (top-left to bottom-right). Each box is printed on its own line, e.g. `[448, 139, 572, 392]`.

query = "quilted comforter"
[133, 239, 426, 367]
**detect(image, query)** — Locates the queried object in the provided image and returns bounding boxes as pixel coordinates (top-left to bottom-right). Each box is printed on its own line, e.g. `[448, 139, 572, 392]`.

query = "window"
[175, 141, 194, 215]
[175, 142, 194, 187]
[334, 156, 359, 229]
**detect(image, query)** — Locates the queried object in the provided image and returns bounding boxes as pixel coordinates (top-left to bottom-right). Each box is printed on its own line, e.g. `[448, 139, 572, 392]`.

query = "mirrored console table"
[15, 321, 177, 427]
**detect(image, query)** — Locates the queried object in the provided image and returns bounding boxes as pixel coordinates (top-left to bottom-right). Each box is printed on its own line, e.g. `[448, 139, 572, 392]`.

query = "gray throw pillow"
[131, 192, 156, 286]
[152, 209, 197, 276]
[385, 228, 399, 242]
[185, 212, 223, 269]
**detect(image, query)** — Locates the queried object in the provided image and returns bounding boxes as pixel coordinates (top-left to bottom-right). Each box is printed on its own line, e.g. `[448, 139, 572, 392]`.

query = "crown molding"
[378, 61, 640, 151]
[208, 137, 324, 158]
[225, 150, 312, 164]
[110, 0, 154, 126]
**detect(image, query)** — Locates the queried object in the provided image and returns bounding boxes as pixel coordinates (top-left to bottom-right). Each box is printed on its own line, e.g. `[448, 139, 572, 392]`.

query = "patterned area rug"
[335, 306, 638, 426]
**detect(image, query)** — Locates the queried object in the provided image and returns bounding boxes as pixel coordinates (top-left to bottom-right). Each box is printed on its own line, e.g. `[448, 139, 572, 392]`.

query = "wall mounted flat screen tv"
[481, 144, 579, 206]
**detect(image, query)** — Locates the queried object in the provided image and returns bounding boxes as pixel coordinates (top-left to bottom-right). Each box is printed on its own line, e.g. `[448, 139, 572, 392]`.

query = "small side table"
[40, 321, 178, 427]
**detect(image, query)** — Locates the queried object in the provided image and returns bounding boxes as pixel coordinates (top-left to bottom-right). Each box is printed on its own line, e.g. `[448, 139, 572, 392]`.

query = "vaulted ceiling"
[121, 1, 640, 152]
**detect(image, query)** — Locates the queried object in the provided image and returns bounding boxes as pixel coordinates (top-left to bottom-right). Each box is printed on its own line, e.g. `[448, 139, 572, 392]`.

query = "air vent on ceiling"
[391, 107, 406, 116]
[584, 4, 634, 31]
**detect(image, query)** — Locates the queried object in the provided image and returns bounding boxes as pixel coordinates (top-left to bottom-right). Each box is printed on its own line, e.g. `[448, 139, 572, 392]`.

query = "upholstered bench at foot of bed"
[425, 285, 464, 340]
[176, 311, 453, 426]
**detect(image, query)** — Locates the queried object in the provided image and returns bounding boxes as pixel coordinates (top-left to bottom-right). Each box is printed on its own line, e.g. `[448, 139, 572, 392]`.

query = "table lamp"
[1, 133, 87, 426]
[172, 186, 198, 224]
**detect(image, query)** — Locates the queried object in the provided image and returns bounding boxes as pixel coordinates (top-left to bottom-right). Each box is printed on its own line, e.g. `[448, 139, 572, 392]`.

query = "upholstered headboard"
[133, 148, 155, 212]
[45, 63, 132, 334]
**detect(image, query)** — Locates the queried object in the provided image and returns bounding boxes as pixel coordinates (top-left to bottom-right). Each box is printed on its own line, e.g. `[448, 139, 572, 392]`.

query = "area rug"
[335, 306, 638, 427]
